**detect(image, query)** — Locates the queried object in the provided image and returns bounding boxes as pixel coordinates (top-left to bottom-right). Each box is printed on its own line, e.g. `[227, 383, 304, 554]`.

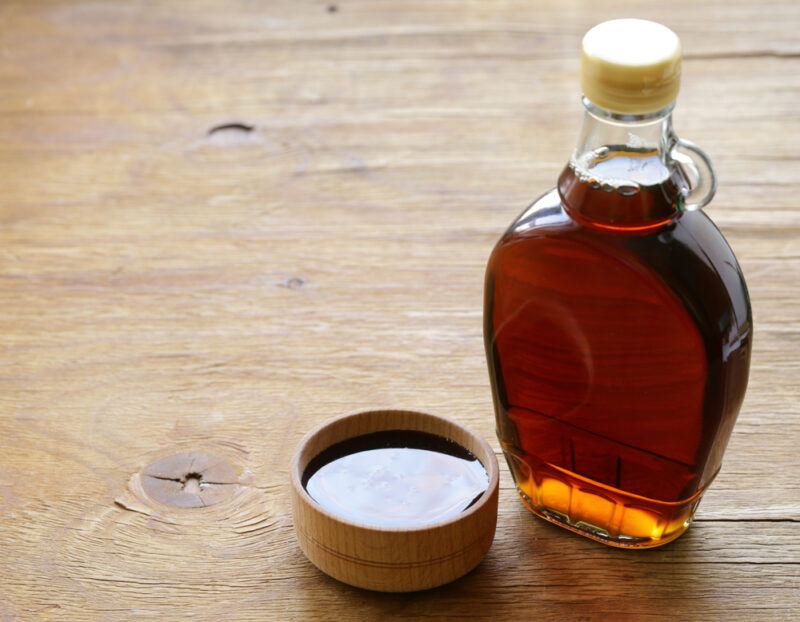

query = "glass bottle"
[484, 19, 752, 548]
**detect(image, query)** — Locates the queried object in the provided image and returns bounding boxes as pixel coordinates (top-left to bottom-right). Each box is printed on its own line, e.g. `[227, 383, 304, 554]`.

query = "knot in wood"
[141, 451, 239, 508]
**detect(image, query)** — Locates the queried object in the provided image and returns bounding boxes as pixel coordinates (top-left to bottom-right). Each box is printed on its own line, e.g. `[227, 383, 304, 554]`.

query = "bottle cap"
[581, 19, 682, 114]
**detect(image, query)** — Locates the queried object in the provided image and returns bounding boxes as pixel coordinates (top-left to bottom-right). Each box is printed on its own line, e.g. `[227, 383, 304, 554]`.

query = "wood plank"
[1, 0, 798, 620]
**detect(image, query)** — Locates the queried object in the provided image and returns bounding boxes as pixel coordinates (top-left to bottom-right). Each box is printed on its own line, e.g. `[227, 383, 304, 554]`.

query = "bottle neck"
[558, 98, 686, 232]
[573, 98, 677, 179]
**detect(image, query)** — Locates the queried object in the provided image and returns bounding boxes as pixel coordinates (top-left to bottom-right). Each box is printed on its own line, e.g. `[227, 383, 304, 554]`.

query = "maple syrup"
[484, 20, 752, 547]
[303, 430, 489, 528]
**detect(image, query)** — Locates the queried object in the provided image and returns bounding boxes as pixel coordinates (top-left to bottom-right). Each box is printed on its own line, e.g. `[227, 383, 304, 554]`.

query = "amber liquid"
[484, 150, 752, 547]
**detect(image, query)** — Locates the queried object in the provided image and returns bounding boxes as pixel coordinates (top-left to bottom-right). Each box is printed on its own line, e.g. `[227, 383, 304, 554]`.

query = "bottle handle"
[669, 138, 717, 211]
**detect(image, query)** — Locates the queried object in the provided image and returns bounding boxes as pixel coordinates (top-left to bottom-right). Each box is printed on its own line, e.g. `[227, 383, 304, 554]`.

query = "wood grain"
[0, 0, 798, 620]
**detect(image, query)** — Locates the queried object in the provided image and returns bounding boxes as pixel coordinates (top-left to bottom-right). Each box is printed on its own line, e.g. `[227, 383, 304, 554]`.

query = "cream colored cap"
[581, 19, 681, 114]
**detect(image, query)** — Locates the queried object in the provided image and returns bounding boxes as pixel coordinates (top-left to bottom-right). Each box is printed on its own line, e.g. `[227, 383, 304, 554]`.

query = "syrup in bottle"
[484, 19, 752, 547]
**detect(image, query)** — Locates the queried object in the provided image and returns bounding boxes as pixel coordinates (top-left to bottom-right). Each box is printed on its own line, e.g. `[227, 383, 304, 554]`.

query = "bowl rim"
[290, 408, 500, 534]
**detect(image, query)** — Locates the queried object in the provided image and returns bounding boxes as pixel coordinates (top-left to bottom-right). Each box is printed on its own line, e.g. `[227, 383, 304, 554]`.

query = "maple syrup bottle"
[484, 19, 752, 548]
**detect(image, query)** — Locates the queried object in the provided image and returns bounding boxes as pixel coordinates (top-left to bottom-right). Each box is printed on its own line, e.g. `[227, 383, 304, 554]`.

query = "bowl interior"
[291, 409, 499, 530]
[294, 409, 496, 479]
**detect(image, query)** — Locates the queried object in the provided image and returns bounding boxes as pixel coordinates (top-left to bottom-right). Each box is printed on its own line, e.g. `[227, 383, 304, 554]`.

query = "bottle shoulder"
[488, 198, 752, 342]
[496, 190, 744, 282]
[504, 188, 570, 237]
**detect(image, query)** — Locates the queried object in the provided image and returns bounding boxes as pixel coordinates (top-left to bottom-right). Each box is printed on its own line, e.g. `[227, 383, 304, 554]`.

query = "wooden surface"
[1, 0, 798, 619]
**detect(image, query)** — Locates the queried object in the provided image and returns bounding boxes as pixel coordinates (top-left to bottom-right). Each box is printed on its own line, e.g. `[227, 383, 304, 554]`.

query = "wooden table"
[2, 1, 798, 620]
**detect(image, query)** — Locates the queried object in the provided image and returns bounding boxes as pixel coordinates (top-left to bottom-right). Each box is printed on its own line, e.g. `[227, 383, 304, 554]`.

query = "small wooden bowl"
[290, 409, 500, 592]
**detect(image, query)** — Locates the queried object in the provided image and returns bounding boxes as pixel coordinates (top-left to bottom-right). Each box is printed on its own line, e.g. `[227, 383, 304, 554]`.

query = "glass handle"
[670, 138, 717, 211]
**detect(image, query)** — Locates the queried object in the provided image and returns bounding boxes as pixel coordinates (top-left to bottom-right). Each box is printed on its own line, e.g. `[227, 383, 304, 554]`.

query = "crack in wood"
[207, 122, 255, 136]
[685, 50, 800, 60]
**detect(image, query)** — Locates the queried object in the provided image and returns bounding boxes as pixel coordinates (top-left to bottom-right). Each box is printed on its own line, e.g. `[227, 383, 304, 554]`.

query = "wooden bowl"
[290, 409, 500, 592]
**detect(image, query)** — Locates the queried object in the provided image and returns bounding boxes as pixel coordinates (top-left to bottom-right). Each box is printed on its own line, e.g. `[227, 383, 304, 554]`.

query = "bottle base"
[506, 452, 704, 549]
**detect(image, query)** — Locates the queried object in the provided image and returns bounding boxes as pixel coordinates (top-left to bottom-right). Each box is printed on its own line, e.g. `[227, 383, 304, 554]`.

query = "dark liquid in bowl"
[303, 430, 489, 528]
